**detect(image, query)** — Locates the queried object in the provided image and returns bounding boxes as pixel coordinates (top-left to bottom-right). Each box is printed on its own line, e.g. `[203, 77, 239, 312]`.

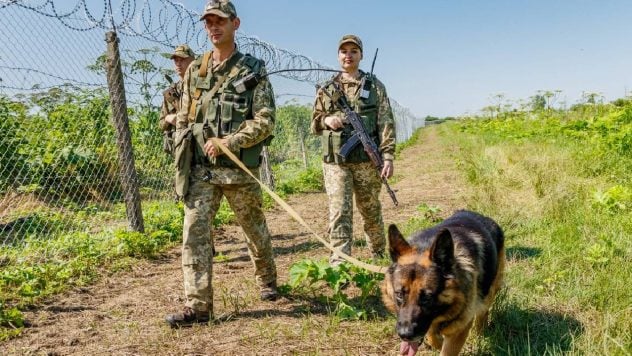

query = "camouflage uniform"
[159, 44, 195, 154]
[312, 36, 396, 264]
[159, 80, 184, 132]
[174, 47, 277, 314]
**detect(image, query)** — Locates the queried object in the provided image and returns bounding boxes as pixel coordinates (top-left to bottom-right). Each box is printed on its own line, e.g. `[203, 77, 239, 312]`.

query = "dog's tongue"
[399, 341, 420, 356]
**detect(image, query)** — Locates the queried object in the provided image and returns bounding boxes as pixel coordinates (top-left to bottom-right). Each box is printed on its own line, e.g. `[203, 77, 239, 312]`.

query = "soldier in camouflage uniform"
[165, 0, 278, 328]
[159, 44, 195, 154]
[311, 35, 396, 266]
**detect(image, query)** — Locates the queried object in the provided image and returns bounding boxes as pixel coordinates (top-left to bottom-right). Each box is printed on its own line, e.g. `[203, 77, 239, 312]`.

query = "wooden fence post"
[104, 31, 145, 232]
[260, 147, 275, 190]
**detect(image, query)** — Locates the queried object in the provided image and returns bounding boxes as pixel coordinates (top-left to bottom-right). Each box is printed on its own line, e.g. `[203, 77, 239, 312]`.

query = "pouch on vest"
[174, 128, 193, 198]
[191, 123, 211, 166]
[322, 129, 344, 164]
[219, 93, 249, 134]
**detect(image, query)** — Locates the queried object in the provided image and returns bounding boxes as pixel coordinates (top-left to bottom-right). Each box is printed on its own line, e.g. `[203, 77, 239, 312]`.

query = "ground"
[3, 126, 467, 355]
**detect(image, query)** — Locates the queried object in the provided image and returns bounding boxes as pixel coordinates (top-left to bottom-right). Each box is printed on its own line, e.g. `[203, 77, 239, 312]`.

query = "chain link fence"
[0, 0, 423, 249]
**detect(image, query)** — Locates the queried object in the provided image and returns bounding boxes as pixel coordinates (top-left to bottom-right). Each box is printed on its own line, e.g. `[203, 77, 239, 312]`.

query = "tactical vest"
[187, 51, 267, 168]
[320, 72, 379, 163]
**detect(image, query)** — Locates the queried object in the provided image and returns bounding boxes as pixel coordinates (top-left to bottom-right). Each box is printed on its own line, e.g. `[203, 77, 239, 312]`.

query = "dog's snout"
[396, 320, 418, 340]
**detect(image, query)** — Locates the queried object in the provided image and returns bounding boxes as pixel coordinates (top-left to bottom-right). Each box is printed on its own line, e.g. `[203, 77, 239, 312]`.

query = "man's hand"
[381, 160, 394, 179]
[324, 115, 344, 130]
[204, 137, 230, 157]
[165, 113, 177, 126]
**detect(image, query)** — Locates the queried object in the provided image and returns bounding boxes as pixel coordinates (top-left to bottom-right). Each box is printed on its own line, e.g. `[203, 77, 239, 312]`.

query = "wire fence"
[0, 0, 423, 248]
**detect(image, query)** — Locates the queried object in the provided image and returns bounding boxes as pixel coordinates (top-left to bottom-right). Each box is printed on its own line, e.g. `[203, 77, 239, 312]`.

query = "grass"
[0, 200, 186, 340]
[432, 110, 632, 354]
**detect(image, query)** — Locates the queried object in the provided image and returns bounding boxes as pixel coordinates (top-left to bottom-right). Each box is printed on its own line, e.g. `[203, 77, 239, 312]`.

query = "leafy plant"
[593, 185, 632, 212]
[0, 303, 24, 341]
[285, 259, 383, 320]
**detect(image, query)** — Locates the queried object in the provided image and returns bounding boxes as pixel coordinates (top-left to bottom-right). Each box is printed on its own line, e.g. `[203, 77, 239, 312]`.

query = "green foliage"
[285, 259, 383, 320]
[214, 198, 236, 227]
[0, 303, 24, 341]
[444, 97, 632, 354]
[593, 185, 632, 212]
[270, 104, 320, 164]
[460, 101, 632, 156]
[0, 201, 183, 338]
[399, 203, 443, 236]
[276, 166, 323, 195]
[0, 90, 121, 202]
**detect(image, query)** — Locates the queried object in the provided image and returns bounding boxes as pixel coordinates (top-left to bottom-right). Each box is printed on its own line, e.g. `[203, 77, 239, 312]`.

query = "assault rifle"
[316, 81, 399, 206]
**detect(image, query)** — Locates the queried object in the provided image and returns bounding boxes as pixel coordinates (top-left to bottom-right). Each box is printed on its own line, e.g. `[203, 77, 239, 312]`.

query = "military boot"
[260, 282, 279, 301]
[165, 307, 211, 328]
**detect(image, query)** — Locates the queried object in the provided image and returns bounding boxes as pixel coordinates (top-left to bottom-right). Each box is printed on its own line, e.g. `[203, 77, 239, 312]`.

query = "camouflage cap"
[338, 34, 363, 53]
[169, 44, 195, 59]
[200, 0, 237, 20]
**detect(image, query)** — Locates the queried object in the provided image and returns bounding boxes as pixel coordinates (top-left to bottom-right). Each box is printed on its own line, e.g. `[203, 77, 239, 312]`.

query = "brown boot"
[260, 282, 279, 301]
[165, 307, 210, 328]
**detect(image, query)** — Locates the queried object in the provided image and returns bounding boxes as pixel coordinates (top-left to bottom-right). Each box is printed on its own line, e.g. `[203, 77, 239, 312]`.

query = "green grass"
[0, 200, 185, 340]
[430, 106, 632, 354]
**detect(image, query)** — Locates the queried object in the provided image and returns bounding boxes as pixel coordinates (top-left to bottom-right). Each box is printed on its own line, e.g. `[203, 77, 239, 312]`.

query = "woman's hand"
[381, 160, 394, 179]
[324, 115, 344, 130]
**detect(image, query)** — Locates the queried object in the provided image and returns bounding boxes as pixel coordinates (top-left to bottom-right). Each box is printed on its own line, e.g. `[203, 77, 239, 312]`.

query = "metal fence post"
[104, 31, 145, 232]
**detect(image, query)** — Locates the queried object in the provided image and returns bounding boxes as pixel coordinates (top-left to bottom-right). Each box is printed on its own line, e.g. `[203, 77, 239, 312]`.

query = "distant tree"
[271, 103, 317, 167]
[529, 94, 547, 112]
[581, 91, 604, 105]
[538, 90, 562, 111]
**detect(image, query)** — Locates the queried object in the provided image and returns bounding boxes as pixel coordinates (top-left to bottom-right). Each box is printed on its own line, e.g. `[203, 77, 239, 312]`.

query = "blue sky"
[2, 1, 631, 118]
[178, 0, 632, 117]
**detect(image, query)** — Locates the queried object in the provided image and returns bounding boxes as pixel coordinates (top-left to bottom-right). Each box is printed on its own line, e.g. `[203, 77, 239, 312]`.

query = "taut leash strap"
[209, 137, 386, 274]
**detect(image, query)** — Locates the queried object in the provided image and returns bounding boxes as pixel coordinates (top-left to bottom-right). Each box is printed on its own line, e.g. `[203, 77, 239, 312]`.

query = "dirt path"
[4, 125, 467, 355]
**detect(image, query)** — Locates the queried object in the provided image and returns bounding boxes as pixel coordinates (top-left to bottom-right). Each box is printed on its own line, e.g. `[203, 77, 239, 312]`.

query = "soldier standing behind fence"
[159, 45, 195, 155]
[166, 0, 278, 328]
[311, 35, 396, 266]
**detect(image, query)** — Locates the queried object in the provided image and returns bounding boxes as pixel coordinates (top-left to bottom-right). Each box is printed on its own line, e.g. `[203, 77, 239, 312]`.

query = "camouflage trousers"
[181, 167, 277, 313]
[322, 161, 385, 264]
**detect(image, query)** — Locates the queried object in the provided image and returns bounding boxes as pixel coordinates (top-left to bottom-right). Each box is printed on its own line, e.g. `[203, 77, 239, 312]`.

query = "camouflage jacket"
[311, 73, 396, 161]
[159, 80, 184, 132]
[175, 49, 276, 184]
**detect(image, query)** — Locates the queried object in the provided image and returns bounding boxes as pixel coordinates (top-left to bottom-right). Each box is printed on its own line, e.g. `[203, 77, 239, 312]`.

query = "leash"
[210, 138, 387, 274]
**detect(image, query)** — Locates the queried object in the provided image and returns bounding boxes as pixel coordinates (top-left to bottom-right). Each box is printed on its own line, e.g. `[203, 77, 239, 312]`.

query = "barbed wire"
[1, 0, 336, 83]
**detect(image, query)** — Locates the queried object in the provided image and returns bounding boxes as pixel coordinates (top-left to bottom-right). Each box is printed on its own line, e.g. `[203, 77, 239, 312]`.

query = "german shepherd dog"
[382, 210, 505, 356]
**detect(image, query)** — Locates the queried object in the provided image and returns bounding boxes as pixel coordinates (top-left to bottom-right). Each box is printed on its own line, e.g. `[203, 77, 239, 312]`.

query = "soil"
[3, 126, 467, 355]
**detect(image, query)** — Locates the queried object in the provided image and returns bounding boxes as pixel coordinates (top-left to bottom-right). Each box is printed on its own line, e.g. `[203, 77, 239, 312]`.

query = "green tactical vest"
[188, 51, 268, 168]
[320, 72, 379, 164]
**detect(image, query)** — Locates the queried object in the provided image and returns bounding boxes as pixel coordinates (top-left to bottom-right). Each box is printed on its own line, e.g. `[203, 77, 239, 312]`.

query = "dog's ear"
[430, 228, 455, 268]
[388, 224, 413, 262]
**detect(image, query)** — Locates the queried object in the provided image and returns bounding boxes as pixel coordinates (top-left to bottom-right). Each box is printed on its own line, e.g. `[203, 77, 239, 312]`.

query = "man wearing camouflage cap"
[311, 34, 396, 266]
[159, 44, 196, 155]
[166, 0, 279, 327]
